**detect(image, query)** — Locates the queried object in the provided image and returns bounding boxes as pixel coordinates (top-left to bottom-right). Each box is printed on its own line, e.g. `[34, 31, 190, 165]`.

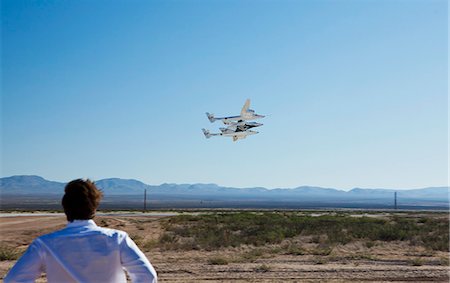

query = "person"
[4, 179, 157, 283]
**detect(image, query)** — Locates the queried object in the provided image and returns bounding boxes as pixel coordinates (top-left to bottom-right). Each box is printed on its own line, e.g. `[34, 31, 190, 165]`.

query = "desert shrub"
[208, 256, 229, 265]
[439, 257, 449, 266]
[286, 244, 305, 255]
[254, 264, 271, 272]
[311, 246, 333, 256]
[268, 246, 283, 254]
[129, 234, 143, 247]
[422, 234, 449, 251]
[239, 248, 265, 262]
[161, 212, 300, 249]
[160, 232, 176, 243]
[409, 258, 424, 266]
[0, 245, 21, 261]
[158, 212, 449, 251]
[141, 239, 158, 251]
[314, 257, 328, 264]
[346, 252, 375, 260]
[328, 229, 351, 244]
[311, 235, 321, 243]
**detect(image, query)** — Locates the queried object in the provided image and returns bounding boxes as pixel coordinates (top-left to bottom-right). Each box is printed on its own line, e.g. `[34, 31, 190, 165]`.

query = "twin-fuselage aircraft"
[202, 99, 265, 142]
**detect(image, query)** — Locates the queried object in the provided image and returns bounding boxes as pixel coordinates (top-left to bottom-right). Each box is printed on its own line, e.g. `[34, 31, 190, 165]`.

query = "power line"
[144, 189, 147, 212]
[394, 191, 397, 210]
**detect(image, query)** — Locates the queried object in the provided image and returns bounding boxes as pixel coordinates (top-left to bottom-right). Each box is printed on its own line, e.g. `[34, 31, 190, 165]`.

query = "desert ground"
[0, 211, 449, 282]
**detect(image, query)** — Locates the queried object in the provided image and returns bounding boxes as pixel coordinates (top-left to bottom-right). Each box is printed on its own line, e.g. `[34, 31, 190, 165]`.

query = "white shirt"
[4, 220, 157, 283]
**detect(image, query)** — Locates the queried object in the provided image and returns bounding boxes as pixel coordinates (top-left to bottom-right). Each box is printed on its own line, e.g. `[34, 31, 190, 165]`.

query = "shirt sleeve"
[120, 233, 157, 283]
[4, 239, 45, 283]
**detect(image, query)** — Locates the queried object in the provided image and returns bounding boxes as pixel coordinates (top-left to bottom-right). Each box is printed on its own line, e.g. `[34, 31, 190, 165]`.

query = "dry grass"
[0, 245, 21, 261]
[158, 212, 449, 252]
[1, 212, 449, 282]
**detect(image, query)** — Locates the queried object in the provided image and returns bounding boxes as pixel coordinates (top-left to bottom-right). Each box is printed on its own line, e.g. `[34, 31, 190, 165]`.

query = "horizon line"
[1, 174, 449, 192]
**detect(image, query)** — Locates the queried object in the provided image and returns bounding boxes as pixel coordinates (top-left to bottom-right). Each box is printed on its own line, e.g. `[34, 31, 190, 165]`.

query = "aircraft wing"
[240, 99, 251, 116]
[232, 135, 246, 142]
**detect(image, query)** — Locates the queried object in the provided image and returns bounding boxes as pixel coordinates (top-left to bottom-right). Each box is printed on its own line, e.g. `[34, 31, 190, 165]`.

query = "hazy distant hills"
[1, 175, 449, 210]
[0, 175, 64, 194]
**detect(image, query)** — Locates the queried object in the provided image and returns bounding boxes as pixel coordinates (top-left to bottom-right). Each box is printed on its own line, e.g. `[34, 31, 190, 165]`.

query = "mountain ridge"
[1, 175, 448, 209]
[1, 175, 448, 195]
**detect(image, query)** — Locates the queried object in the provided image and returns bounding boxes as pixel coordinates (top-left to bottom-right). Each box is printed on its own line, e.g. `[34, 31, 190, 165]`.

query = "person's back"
[4, 179, 157, 283]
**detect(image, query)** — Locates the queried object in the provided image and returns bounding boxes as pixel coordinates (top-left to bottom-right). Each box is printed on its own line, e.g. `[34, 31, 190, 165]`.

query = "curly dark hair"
[62, 179, 103, 222]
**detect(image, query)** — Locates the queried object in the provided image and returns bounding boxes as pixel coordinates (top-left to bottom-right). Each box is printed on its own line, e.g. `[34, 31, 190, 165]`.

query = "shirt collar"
[66, 219, 97, 228]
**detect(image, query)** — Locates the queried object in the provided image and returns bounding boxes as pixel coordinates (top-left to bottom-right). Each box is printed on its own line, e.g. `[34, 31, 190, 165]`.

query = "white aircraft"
[202, 128, 258, 142]
[206, 99, 265, 124]
[219, 121, 263, 132]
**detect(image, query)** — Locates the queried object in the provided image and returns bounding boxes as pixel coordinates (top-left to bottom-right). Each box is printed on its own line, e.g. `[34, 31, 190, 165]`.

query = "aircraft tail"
[202, 128, 212, 139]
[240, 99, 251, 116]
[206, 112, 216, 123]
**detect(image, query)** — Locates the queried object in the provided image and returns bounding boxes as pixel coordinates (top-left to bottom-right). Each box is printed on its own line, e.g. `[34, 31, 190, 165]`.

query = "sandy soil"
[1, 214, 449, 282]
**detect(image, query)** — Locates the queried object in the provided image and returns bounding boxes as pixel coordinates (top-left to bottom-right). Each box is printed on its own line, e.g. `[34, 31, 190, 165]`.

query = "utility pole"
[144, 189, 147, 212]
[394, 191, 397, 210]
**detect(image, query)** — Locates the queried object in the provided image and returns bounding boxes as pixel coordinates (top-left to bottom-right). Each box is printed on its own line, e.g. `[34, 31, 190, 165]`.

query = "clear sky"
[1, 0, 448, 190]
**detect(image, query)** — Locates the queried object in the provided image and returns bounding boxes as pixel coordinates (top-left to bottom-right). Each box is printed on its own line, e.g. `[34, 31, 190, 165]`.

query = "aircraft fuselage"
[219, 114, 265, 123]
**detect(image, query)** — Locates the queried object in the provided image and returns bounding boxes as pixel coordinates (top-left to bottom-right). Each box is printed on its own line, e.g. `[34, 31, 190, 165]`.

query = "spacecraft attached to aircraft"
[202, 99, 265, 142]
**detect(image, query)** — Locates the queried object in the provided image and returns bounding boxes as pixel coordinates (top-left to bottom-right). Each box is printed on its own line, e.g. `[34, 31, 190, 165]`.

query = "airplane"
[206, 99, 265, 124]
[202, 128, 258, 142]
[219, 121, 263, 132]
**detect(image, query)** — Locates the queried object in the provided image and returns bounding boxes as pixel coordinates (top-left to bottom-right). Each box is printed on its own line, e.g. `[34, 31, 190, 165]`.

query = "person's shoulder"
[38, 223, 128, 240]
[38, 225, 129, 247]
[37, 226, 69, 240]
[95, 225, 128, 239]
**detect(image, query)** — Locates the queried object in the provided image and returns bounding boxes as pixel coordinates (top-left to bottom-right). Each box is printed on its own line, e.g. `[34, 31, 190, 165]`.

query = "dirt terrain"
[1, 212, 449, 282]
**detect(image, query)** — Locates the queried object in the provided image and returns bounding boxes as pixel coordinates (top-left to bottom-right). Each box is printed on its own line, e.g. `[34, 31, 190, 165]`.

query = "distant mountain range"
[1, 175, 449, 210]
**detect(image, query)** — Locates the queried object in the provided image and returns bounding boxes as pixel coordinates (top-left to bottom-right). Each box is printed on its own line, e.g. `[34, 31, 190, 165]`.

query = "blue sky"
[1, 0, 448, 190]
